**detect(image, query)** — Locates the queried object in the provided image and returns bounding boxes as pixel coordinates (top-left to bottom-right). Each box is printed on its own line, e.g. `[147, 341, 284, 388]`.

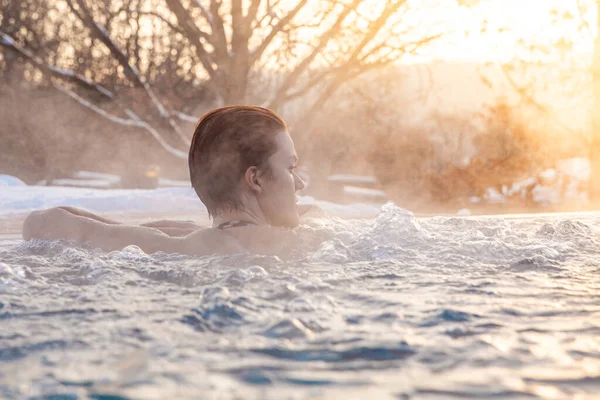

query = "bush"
[369, 99, 585, 209]
[300, 72, 586, 210]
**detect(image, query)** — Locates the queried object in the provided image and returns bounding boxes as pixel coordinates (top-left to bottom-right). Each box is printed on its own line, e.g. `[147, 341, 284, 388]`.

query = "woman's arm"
[22, 208, 187, 254]
[57, 206, 202, 237]
[140, 220, 203, 237]
[56, 206, 121, 224]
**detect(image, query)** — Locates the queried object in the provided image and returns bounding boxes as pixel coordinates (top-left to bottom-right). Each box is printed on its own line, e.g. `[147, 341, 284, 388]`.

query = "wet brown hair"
[189, 106, 287, 217]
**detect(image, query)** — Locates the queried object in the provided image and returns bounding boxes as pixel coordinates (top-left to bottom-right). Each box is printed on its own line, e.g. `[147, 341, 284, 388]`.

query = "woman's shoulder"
[180, 225, 297, 256]
[179, 227, 245, 255]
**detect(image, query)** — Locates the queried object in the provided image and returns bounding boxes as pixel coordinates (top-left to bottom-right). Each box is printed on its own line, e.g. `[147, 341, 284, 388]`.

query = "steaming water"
[2, 204, 600, 399]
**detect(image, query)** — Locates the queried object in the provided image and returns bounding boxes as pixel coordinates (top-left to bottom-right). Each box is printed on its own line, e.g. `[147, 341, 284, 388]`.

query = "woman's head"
[189, 106, 305, 227]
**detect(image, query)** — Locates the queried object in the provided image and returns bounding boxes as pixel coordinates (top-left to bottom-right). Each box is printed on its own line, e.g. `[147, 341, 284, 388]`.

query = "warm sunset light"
[414, 0, 596, 63]
[2, 1, 600, 399]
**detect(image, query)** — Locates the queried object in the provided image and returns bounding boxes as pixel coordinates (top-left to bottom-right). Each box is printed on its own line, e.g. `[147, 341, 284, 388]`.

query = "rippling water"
[2, 204, 600, 399]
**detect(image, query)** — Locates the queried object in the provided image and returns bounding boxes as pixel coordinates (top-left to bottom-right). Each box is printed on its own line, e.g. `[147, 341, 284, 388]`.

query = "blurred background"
[1, 0, 599, 214]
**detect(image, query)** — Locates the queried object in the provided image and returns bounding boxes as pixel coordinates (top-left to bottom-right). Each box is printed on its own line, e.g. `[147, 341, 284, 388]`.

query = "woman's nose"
[294, 173, 306, 191]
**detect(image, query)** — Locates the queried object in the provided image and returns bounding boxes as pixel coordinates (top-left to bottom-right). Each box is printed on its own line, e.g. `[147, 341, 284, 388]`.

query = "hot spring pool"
[2, 204, 600, 399]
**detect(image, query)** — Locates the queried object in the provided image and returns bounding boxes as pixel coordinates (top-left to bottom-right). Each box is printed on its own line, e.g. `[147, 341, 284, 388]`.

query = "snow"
[39, 179, 114, 189]
[480, 157, 591, 206]
[0, 175, 26, 187]
[157, 178, 190, 188]
[0, 35, 14, 46]
[35, 176, 189, 189]
[0, 185, 205, 215]
[45, 65, 114, 99]
[0, 156, 591, 217]
[0, 178, 380, 219]
[328, 175, 378, 184]
[484, 187, 506, 203]
[47, 65, 75, 77]
[73, 171, 121, 183]
[539, 168, 557, 183]
[343, 185, 386, 199]
[0, 33, 14, 46]
[34, 170, 188, 189]
[176, 112, 199, 123]
[508, 177, 537, 196]
[532, 184, 561, 205]
[557, 157, 591, 180]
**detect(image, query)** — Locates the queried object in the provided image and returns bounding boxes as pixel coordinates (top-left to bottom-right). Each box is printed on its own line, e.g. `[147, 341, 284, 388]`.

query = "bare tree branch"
[132, 10, 185, 34]
[54, 82, 187, 159]
[300, 58, 396, 126]
[268, 0, 363, 109]
[269, 0, 409, 112]
[3, 0, 449, 148]
[66, 0, 141, 85]
[175, 112, 199, 123]
[231, 0, 249, 58]
[345, 0, 407, 63]
[250, 0, 308, 66]
[192, 0, 213, 25]
[1, 28, 189, 157]
[209, 0, 229, 63]
[296, 28, 442, 126]
[245, 0, 262, 30]
[65, 0, 195, 144]
[576, 0, 593, 39]
[0, 30, 113, 99]
[164, 0, 217, 78]
[251, 0, 281, 31]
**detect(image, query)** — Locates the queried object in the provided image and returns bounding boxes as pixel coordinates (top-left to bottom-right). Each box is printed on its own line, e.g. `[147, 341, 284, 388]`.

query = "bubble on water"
[285, 295, 336, 314]
[286, 296, 315, 313]
[109, 245, 154, 263]
[60, 247, 87, 262]
[263, 318, 314, 339]
[246, 265, 267, 277]
[200, 286, 230, 304]
[0, 262, 15, 276]
[310, 239, 350, 263]
[218, 266, 268, 287]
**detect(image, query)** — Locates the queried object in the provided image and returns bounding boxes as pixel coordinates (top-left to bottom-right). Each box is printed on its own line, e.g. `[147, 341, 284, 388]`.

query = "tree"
[474, 0, 597, 204]
[0, 0, 448, 161]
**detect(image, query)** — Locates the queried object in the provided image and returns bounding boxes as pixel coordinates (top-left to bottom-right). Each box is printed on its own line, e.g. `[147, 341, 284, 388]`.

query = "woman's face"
[258, 131, 305, 227]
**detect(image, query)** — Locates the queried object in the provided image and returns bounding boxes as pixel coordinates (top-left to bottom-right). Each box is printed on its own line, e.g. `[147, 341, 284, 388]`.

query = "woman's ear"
[244, 166, 262, 194]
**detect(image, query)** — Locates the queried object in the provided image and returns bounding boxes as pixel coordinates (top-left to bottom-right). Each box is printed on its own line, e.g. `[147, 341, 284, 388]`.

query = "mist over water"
[2, 204, 600, 399]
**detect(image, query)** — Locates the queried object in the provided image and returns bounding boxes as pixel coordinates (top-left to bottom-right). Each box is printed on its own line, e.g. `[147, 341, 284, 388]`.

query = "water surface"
[2, 204, 600, 399]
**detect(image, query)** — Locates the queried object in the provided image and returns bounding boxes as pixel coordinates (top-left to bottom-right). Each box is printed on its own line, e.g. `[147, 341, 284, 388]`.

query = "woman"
[23, 106, 320, 256]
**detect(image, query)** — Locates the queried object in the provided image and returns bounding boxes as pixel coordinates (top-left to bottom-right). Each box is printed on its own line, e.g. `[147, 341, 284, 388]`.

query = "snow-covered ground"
[0, 155, 592, 222]
[0, 175, 380, 220]
[470, 157, 591, 208]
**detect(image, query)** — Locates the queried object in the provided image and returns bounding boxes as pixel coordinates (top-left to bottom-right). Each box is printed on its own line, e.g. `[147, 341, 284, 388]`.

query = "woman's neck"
[212, 207, 268, 228]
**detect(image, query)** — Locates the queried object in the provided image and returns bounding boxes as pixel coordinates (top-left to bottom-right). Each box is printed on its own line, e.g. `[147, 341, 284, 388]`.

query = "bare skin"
[22, 132, 323, 257]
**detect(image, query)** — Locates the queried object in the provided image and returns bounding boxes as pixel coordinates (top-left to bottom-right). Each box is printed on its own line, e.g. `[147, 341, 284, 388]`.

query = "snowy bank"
[0, 175, 381, 219]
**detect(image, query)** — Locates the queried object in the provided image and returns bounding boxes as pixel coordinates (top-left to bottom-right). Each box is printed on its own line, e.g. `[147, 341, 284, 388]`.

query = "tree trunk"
[222, 64, 249, 105]
[591, 2, 600, 204]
